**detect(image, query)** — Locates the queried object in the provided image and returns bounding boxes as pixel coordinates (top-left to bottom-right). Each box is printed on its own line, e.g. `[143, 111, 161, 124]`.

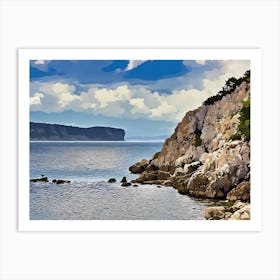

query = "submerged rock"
[121, 182, 132, 187]
[120, 176, 127, 183]
[108, 178, 117, 183]
[30, 177, 49, 182]
[55, 179, 71, 184]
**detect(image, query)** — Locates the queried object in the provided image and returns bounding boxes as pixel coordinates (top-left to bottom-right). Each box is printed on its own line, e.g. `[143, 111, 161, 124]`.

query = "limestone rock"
[204, 206, 226, 220]
[226, 181, 250, 201]
[230, 205, 250, 220]
[229, 201, 249, 212]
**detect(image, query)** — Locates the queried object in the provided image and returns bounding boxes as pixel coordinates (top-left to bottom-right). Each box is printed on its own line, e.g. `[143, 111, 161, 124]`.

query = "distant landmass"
[30, 122, 125, 141]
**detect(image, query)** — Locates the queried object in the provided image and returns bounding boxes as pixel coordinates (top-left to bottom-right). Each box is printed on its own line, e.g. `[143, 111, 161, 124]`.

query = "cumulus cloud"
[125, 60, 147, 71]
[30, 93, 44, 105]
[30, 60, 250, 122]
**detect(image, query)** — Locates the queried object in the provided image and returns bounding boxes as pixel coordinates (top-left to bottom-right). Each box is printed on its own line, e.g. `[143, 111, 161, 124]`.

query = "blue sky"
[30, 59, 250, 138]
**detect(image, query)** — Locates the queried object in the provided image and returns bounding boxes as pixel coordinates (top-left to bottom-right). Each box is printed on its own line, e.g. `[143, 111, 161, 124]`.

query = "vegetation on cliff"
[203, 70, 250, 106]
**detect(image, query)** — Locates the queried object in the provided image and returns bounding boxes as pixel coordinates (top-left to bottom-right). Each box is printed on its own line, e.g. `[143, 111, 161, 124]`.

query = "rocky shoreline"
[129, 78, 251, 220]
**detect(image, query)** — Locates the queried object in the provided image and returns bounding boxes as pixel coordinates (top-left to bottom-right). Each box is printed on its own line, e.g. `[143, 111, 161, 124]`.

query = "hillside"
[30, 122, 125, 141]
[129, 72, 251, 219]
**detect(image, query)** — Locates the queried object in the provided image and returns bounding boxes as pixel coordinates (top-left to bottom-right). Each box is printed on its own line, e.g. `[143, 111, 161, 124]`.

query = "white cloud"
[34, 60, 45, 65]
[52, 83, 80, 108]
[125, 60, 147, 71]
[94, 85, 130, 108]
[30, 60, 250, 122]
[30, 93, 44, 105]
[151, 101, 177, 118]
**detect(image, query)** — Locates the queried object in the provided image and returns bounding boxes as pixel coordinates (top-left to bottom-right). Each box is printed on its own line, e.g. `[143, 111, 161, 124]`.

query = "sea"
[30, 141, 210, 220]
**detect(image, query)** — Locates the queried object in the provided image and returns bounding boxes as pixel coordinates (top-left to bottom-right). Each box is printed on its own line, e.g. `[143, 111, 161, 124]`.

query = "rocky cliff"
[130, 75, 251, 219]
[30, 122, 125, 141]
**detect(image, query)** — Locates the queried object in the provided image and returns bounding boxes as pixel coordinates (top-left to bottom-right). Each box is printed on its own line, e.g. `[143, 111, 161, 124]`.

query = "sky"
[30, 59, 250, 138]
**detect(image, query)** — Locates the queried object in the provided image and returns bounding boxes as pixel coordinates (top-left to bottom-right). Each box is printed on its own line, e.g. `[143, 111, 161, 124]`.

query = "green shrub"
[203, 70, 250, 106]
[231, 95, 250, 141]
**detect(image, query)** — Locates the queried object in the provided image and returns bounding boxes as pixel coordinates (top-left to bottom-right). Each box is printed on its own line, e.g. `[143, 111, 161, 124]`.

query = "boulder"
[121, 182, 131, 187]
[230, 205, 250, 220]
[56, 179, 71, 184]
[205, 176, 233, 199]
[129, 159, 149, 174]
[186, 172, 209, 197]
[120, 177, 127, 183]
[108, 178, 116, 183]
[229, 201, 249, 212]
[205, 206, 226, 220]
[224, 212, 233, 219]
[226, 181, 250, 201]
[30, 177, 49, 182]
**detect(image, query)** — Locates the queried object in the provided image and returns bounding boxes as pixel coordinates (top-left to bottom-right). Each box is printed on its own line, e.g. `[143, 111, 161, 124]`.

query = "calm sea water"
[30, 141, 209, 220]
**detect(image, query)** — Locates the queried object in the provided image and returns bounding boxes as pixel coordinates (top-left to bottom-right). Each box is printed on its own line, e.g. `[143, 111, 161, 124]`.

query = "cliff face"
[130, 81, 250, 202]
[30, 122, 125, 141]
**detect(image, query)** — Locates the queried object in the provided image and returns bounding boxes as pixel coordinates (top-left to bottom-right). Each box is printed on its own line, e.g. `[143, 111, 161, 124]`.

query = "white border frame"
[18, 48, 262, 232]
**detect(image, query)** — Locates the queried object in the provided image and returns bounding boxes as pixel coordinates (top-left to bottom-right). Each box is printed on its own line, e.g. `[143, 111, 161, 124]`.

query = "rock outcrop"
[204, 200, 250, 220]
[130, 78, 251, 211]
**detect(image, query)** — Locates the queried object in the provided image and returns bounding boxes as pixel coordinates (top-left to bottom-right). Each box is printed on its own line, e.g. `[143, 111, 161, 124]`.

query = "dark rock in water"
[52, 179, 57, 183]
[121, 182, 131, 187]
[133, 184, 139, 187]
[120, 176, 127, 183]
[30, 177, 49, 182]
[108, 178, 117, 183]
[56, 179, 71, 184]
[157, 185, 162, 188]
